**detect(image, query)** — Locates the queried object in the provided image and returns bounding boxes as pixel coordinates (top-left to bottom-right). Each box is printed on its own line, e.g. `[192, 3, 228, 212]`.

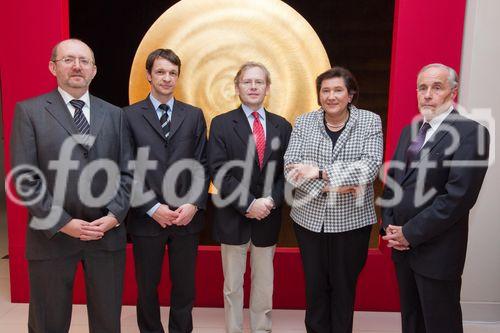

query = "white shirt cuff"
[146, 203, 161, 217]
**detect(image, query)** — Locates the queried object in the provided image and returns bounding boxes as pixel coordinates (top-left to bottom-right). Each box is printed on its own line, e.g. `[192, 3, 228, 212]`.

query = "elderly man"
[381, 63, 490, 333]
[10, 39, 132, 332]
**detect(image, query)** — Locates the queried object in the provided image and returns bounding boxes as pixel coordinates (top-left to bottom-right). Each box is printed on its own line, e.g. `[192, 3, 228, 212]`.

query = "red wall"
[0, 0, 466, 310]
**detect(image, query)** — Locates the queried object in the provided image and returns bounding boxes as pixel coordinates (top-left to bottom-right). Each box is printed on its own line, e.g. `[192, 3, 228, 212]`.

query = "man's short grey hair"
[418, 63, 459, 89]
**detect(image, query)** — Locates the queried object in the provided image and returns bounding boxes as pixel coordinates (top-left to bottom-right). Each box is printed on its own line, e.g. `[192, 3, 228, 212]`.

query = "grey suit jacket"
[284, 106, 383, 233]
[10, 89, 133, 260]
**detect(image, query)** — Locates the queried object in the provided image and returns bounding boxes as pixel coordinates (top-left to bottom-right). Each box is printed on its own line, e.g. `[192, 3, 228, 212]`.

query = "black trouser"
[294, 223, 372, 333]
[395, 259, 463, 333]
[132, 232, 199, 333]
[28, 249, 126, 333]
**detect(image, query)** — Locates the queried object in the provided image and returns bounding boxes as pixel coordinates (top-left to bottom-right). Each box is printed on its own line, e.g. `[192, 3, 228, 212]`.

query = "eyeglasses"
[239, 80, 266, 88]
[53, 56, 94, 68]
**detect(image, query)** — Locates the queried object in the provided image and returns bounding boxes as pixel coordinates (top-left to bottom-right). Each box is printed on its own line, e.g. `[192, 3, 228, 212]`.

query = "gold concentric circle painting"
[129, 0, 331, 126]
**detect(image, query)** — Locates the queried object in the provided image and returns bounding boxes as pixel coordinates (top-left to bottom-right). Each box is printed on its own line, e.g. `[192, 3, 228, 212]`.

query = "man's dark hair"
[145, 48, 181, 75]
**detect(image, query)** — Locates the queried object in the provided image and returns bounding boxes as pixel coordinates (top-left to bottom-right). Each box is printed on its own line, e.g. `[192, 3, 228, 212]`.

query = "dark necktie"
[70, 99, 90, 136]
[159, 104, 171, 139]
[406, 122, 431, 166]
[252, 111, 266, 169]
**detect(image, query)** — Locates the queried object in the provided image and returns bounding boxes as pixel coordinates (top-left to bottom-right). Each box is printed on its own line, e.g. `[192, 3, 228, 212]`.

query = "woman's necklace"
[325, 112, 348, 130]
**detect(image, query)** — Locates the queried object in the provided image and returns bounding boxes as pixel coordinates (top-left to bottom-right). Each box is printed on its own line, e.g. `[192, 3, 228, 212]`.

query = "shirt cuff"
[246, 199, 256, 213]
[266, 196, 276, 209]
[107, 211, 120, 228]
[147, 203, 161, 217]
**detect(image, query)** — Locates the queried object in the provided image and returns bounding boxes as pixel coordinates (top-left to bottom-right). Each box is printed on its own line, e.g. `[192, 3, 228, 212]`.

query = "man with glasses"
[381, 63, 490, 332]
[124, 48, 209, 333]
[208, 62, 292, 333]
[10, 38, 132, 332]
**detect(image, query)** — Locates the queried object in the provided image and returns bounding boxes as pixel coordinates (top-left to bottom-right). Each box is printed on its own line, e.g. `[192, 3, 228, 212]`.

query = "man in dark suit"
[10, 39, 132, 332]
[124, 49, 208, 333]
[208, 62, 292, 333]
[381, 63, 490, 333]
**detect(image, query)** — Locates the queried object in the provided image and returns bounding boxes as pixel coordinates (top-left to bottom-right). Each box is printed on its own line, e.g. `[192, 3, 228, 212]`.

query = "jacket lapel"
[232, 107, 259, 168]
[44, 89, 93, 149]
[168, 99, 187, 140]
[262, 110, 279, 167]
[401, 110, 458, 184]
[331, 106, 359, 161]
[88, 95, 107, 149]
[141, 98, 166, 141]
[394, 127, 412, 184]
[418, 110, 458, 160]
[44, 89, 79, 137]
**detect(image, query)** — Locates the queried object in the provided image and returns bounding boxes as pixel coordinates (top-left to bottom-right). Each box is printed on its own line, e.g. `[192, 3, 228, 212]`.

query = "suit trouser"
[221, 242, 276, 333]
[395, 259, 463, 333]
[294, 223, 372, 333]
[28, 248, 125, 333]
[132, 232, 199, 333]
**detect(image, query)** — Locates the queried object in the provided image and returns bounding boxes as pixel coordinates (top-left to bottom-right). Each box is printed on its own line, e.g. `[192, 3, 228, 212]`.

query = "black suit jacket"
[124, 97, 209, 236]
[381, 110, 490, 280]
[208, 107, 292, 246]
[10, 89, 133, 260]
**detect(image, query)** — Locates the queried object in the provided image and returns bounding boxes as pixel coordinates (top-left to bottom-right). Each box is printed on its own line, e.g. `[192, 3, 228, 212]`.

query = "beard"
[419, 101, 452, 120]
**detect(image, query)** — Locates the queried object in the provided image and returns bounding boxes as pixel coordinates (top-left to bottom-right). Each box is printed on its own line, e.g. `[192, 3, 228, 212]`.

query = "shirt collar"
[149, 94, 174, 112]
[241, 104, 265, 120]
[58, 87, 90, 108]
[426, 105, 454, 129]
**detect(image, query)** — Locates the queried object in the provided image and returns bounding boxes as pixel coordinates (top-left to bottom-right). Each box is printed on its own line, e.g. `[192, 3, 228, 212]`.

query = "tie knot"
[420, 122, 431, 133]
[252, 111, 260, 120]
[70, 99, 85, 110]
[159, 104, 170, 112]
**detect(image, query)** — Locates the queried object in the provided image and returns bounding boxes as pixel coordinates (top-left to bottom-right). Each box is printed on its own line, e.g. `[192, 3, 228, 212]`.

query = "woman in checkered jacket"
[284, 67, 383, 333]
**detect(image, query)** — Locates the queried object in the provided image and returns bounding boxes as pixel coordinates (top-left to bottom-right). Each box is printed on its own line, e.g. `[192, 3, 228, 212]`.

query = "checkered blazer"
[284, 106, 383, 233]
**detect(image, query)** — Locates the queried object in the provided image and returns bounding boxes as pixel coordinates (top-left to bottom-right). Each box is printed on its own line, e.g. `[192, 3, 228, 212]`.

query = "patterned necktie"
[159, 104, 171, 139]
[252, 111, 266, 169]
[70, 99, 90, 136]
[406, 122, 431, 165]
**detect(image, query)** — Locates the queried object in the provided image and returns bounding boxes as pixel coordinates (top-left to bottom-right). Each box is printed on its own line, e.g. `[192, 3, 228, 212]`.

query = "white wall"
[460, 0, 500, 322]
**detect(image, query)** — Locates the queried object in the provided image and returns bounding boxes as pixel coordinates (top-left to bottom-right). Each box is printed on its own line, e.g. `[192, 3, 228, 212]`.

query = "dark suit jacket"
[10, 89, 133, 260]
[381, 110, 490, 280]
[124, 97, 209, 236]
[208, 107, 292, 246]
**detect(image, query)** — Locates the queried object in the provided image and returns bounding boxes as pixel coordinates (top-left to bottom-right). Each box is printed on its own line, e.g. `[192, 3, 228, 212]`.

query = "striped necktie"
[252, 111, 266, 169]
[70, 99, 90, 137]
[159, 104, 171, 139]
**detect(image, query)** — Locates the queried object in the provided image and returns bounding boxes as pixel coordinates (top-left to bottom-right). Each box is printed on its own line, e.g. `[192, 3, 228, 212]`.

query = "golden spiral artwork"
[129, 0, 331, 126]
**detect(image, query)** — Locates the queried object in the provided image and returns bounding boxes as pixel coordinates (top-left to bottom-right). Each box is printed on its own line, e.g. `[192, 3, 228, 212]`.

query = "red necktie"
[252, 111, 266, 169]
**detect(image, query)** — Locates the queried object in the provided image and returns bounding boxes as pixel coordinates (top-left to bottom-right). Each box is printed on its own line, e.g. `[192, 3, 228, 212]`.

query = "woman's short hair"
[315, 67, 359, 105]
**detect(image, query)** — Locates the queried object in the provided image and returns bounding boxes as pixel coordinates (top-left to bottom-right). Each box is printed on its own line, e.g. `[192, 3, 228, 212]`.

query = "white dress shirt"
[146, 94, 175, 217]
[242, 104, 267, 135]
[423, 105, 454, 145]
[58, 87, 91, 123]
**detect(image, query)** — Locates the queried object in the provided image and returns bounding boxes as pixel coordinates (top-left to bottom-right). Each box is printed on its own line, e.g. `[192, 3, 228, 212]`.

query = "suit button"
[322, 193, 327, 197]
[164, 143, 168, 148]
[83, 152, 88, 158]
